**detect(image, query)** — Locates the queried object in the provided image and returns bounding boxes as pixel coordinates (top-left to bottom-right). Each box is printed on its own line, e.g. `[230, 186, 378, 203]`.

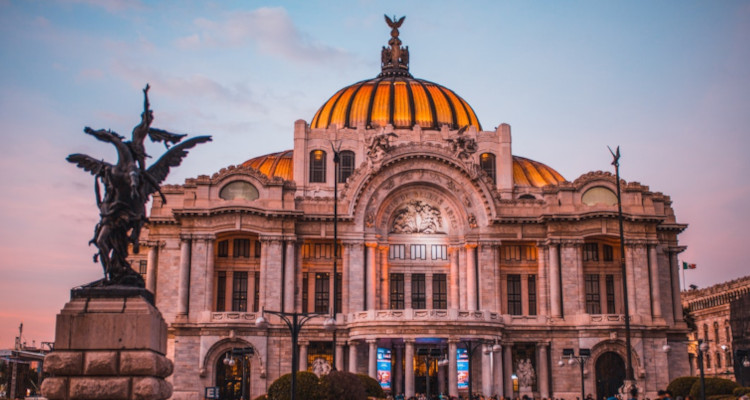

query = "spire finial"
[380, 15, 411, 77]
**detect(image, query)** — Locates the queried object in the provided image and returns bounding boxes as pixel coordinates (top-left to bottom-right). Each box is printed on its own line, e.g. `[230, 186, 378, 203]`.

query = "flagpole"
[682, 262, 686, 291]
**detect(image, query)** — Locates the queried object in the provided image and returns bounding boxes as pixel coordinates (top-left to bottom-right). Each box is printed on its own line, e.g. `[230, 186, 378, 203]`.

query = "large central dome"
[311, 16, 481, 131]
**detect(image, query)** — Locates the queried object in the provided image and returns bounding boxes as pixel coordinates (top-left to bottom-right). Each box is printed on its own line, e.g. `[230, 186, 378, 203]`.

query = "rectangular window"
[528, 275, 537, 316]
[302, 275, 309, 313]
[138, 260, 147, 277]
[433, 274, 447, 309]
[335, 272, 342, 314]
[605, 274, 615, 314]
[309, 150, 327, 183]
[315, 273, 330, 313]
[216, 271, 226, 312]
[585, 274, 601, 314]
[390, 273, 405, 310]
[603, 244, 614, 262]
[410, 244, 426, 260]
[338, 151, 355, 183]
[431, 245, 448, 260]
[389, 244, 405, 260]
[314, 243, 333, 259]
[583, 243, 599, 262]
[524, 246, 538, 261]
[502, 246, 522, 261]
[507, 275, 522, 315]
[218, 240, 229, 257]
[254, 240, 262, 258]
[253, 272, 260, 312]
[233, 238, 250, 258]
[411, 274, 426, 309]
[232, 271, 248, 312]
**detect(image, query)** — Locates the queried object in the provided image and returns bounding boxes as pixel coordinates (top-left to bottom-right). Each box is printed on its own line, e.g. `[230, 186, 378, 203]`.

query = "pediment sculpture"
[390, 200, 444, 234]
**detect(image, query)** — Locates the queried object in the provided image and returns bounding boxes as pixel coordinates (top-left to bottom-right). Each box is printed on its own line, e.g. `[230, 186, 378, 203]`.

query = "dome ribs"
[434, 83, 459, 129]
[388, 77, 395, 127]
[405, 78, 416, 129]
[365, 77, 385, 129]
[343, 81, 366, 129]
[416, 80, 439, 129]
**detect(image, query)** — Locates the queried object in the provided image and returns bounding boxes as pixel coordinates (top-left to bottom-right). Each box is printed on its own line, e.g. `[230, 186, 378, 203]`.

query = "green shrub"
[253, 395, 268, 400]
[356, 374, 386, 399]
[707, 395, 735, 400]
[734, 387, 750, 396]
[668, 376, 699, 398]
[268, 371, 323, 400]
[320, 371, 367, 400]
[689, 377, 739, 399]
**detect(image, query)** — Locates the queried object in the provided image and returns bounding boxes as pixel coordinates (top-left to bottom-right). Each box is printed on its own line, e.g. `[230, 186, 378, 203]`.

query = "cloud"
[59, 0, 146, 14]
[177, 7, 351, 64]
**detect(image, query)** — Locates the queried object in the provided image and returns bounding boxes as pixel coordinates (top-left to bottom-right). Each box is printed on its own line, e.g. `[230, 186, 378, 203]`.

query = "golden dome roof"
[241, 151, 565, 187]
[310, 15, 481, 131]
[311, 77, 482, 131]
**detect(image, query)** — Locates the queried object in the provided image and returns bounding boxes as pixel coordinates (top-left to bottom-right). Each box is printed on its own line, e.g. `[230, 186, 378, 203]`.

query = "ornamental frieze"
[390, 199, 444, 234]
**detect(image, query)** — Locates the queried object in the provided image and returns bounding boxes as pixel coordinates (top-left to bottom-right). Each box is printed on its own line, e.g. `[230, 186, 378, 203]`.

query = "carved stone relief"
[390, 200, 444, 234]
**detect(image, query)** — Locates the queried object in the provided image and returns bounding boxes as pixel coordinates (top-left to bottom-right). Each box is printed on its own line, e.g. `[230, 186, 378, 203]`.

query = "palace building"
[135, 18, 690, 400]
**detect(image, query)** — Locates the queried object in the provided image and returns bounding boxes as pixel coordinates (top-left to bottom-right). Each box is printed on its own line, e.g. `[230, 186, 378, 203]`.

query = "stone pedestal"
[42, 287, 173, 400]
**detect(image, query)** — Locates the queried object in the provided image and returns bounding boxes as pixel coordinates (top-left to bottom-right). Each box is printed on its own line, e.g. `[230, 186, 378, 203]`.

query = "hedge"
[268, 371, 325, 400]
[688, 377, 739, 399]
[357, 374, 386, 399]
[667, 377, 699, 398]
[320, 371, 367, 400]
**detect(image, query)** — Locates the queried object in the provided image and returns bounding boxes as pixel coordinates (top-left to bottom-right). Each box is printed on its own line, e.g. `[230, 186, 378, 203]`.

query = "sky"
[1, 0, 749, 348]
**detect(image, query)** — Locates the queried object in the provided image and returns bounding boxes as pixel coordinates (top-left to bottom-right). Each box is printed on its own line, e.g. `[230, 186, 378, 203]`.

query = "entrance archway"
[216, 350, 250, 400]
[596, 352, 625, 400]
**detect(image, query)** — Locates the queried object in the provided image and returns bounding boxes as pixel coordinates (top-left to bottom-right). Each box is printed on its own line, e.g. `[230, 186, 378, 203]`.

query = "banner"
[377, 348, 392, 390]
[457, 348, 469, 389]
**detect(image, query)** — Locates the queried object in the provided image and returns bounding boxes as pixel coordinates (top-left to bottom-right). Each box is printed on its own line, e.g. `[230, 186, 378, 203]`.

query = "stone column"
[299, 341, 308, 372]
[368, 339, 378, 379]
[537, 342, 549, 398]
[448, 340, 458, 398]
[342, 243, 350, 315]
[335, 342, 345, 371]
[521, 273, 529, 315]
[493, 345, 503, 397]
[394, 345, 404, 396]
[146, 244, 159, 294]
[204, 238, 215, 313]
[459, 247, 467, 309]
[536, 243, 549, 317]
[669, 250, 684, 322]
[466, 244, 478, 311]
[284, 240, 296, 313]
[348, 341, 358, 373]
[405, 340, 415, 398]
[426, 272, 434, 309]
[261, 237, 284, 311]
[503, 343, 513, 398]
[548, 244, 561, 318]
[366, 243, 378, 310]
[449, 247, 460, 310]
[649, 245, 663, 319]
[177, 235, 192, 317]
[380, 246, 390, 310]
[348, 243, 366, 312]
[482, 346, 492, 396]
[625, 245, 637, 318]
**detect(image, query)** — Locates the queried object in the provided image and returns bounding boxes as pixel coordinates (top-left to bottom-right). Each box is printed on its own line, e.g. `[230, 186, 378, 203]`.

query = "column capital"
[179, 234, 193, 241]
[465, 243, 478, 249]
[535, 341, 550, 349]
[348, 340, 360, 346]
[366, 338, 378, 344]
[259, 235, 284, 244]
[378, 244, 389, 251]
[365, 242, 379, 248]
[298, 340, 310, 346]
[403, 338, 416, 345]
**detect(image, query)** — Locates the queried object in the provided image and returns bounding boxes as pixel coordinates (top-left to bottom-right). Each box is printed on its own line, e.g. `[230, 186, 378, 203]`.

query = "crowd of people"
[382, 391, 750, 400]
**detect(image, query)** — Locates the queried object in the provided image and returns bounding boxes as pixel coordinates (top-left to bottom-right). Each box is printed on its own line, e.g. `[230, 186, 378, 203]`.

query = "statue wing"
[66, 154, 111, 176]
[395, 16, 405, 28]
[84, 127, 125, 143]
[143, 135, 212, 194]
[384, 14, 394, 27]
[148, 127, 188, 148]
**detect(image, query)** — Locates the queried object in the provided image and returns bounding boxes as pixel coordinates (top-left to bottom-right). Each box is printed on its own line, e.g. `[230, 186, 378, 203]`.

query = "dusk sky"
[1, 0, 749, 347]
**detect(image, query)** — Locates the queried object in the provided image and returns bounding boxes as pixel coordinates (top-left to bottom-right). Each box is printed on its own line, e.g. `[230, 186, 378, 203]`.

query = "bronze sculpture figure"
[67, 85, 211, 287]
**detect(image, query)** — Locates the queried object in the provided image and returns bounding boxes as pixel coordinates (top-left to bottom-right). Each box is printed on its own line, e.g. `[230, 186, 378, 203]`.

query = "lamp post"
[733, 349, 750, 387]
[609, 146, 635, 397]
[561, 348, 591, 400]
[696, 340, 708, 400]
[223, 347, 255, 400]
[329, 141, 341, 371]
[255, 309, 324, 400]
[417, 347, 445, 399]
[461, 340, 484, 400]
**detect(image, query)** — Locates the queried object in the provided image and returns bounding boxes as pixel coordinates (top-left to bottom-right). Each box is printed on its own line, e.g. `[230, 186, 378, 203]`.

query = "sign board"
[376, 347, 392, 390]
[205, 386, 220, 400]
[457, 348, 469, 389]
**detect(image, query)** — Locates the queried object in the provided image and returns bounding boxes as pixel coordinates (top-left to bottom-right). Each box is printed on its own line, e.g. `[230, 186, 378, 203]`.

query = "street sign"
[205, 386, 220, 400]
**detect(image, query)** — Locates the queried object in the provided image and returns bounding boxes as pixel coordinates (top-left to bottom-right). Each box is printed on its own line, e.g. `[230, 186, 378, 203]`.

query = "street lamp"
[733, 349, 750, 387]
[461, 339, 484, 400]
[697, 340, 709, 400]
[562, 348, 591, 400]
[329, 140, 341, 371]
[223, 347, 255, 400]
[608, 146, 635, 396]
[417, 347, 444, 399]
[255, 309, 325, 400]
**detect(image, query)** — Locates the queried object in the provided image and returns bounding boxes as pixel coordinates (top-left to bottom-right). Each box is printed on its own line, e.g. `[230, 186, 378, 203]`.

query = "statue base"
[42, 289, 172, 400]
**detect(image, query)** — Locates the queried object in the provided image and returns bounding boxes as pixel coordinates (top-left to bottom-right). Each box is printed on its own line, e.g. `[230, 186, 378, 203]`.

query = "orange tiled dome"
[241, 151, 565, 187]
[310, 76, 482, 131]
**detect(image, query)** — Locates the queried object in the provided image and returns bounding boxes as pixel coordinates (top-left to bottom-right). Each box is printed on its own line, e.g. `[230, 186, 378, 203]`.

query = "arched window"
[703, 324, 709, 342]
[716, 351, 722, 368]
[219, 181, 259, 201]
[480, 153, 496, 183]
[714, 321, 720, 343]
[309, 150, 326, 183]
[705, 353, 712, 369]
[337, 150, 355, 183]
[582, 186, 618, 206]
[725, 320, 731, 342]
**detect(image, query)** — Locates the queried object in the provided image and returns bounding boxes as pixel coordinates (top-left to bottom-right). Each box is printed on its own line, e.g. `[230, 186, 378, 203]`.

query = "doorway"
[595, 352, 625, 400]
[216, 351, 249, 400]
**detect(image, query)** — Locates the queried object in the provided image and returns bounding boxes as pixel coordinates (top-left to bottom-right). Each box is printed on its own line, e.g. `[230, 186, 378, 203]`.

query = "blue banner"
[457, 348, 469, 389]
[377, 348, 392, 390]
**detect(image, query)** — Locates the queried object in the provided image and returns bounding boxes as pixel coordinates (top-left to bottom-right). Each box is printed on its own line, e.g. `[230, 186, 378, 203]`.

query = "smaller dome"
[241, 150, 293, 181]
[514, 156, 565, 187]
[241, 151, 565, 188]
